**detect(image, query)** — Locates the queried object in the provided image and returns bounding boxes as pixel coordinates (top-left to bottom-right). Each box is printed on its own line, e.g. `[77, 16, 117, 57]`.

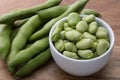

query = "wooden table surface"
[0, 0, 120, 80]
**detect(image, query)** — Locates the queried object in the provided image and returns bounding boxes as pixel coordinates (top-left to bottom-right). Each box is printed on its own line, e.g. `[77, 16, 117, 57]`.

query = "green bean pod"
[16, 48, 51, 76]
[0, 0, 62, 24]
[81, 9, 101, 17]
[8, 15, 42, 61]
[37, 6, 68, 20]
[29, 0, 89, 42]
[8, 37, 49, 67]
[0, 24, 11, 60]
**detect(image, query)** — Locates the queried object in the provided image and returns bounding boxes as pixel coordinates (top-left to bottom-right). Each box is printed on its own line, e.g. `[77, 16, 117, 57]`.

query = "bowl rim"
[49, 15, 115, 62]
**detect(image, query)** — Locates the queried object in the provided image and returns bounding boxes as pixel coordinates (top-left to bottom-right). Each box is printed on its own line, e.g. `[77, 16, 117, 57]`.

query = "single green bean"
[78, 50, 93, 59]
[55, 39, 64, 52]
[64, 41, 77, 52]
[76, 38, 93, 49]
[16, 48, 51, 76]
[63, 51, 79, 59]
[88, 21, 98, 34]
[67, 12, 81, 27]
[76, 21, 88, 33]
[96, 39, 109, 55]
[0, 0, 62, 24]
[65, 30, 81, 41]
[0, 24, 11, 60]
[29, 0, 89, 42]
[8, 37, 49, 67]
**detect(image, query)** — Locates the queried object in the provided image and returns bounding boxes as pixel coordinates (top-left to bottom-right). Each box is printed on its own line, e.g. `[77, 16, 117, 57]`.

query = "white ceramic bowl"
[49, 15, 115, 76]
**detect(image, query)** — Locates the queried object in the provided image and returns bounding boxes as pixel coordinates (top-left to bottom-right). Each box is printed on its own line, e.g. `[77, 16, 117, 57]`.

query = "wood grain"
[0, 0, 120, 80]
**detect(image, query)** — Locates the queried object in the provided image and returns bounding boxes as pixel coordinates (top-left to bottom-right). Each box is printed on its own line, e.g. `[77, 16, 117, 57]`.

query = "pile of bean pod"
[0, 0, 102, 77]
[52, 13, 110, 60]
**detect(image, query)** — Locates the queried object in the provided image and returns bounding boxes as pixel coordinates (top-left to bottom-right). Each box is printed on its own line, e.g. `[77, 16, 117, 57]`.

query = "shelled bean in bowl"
[49, 13, 114, 76]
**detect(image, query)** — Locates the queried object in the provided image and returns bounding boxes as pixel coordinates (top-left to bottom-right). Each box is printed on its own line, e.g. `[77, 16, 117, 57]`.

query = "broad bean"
[78, 50, 93, 59]
[88, 21, 98, 34]
[64, 42, 77, 52]
[67, 12, 81, 27]
[55, 39, 64, 52]
[82, 14, 95, 23]
[76, 38, 93, 49]
[65, 30, 81, 41]
[96, 27, 108, 39]
[60, 31, 66, 40]
[64, 22, 73, 31]
[63, 51, 79, 59]
[83, 32, 96, 41]
[76, 21, 88, 33]
[96, 39, 109, 55]
[91, 42, 98, 51]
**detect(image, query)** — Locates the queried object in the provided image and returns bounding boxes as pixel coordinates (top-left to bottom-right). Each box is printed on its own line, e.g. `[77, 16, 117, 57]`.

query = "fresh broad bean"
[55, 39, 64, 52]
[0, 24, 11, 60]
[96, 26, 108, 39]
[8, 37, 49, 67]
[0, 0, 62, 24]
[29, 0, 89, 42]
[63, 51, 79, 59]
[88, 21, 98, 34]
[80, 9, 101, 17]
[76, 21, 88, 33]
[52, 21, 65, 42]
[67, 12, 81, 27]
[96, 39, 110, 55]
[82, 14, 95, 23]
[64, 22, 73, 31]
[16, 48, 51, 76]
[78, 50, 93, 59]
[64, 42, 77, 52]
[83, 32, 97, 41]
[60, 31, 66, 40]
[65, 30, 81, 41]
[91, 42, 98, 51]
[76, 38, 93, 49]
